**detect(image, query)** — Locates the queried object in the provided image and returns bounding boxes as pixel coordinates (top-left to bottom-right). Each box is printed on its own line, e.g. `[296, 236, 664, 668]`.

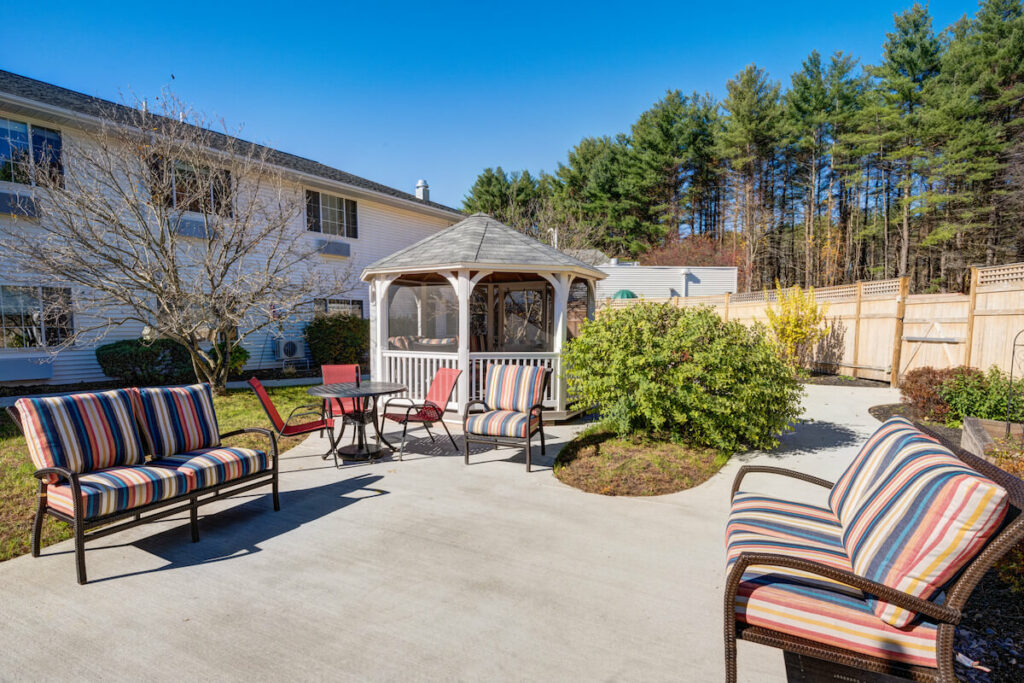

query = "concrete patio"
[0, 383, 898, 681]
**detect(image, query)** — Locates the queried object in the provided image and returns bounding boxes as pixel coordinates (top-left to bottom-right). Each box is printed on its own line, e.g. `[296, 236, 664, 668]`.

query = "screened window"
[151, 159, 232, 216]
[314, 298, 364, 318]
[0, 117, 63, 186]
[306, 190, 358, 238]
[0, 286, 73, 349]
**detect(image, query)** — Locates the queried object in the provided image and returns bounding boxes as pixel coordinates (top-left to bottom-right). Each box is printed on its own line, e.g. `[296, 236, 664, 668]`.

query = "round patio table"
[308, 382, 406, 462]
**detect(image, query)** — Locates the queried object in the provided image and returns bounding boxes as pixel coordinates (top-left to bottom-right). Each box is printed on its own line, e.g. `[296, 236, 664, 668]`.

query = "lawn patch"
[554, 427, 728, 496]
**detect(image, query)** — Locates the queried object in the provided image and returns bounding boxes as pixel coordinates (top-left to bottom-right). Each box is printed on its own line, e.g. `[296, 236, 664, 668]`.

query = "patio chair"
[462, 364, 550, 472]
[321, 364, 366, 447]
[382, 367, 461, 460]
[247, 377, 339, 466]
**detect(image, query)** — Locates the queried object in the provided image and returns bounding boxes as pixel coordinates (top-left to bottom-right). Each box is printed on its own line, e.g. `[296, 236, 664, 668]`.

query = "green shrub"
[95, 338, 194, 385]
[765, 283, 830, 371]
[304, 314, 370, 367]
[899, 366, 977, 422]
[938, 365, 1024, 427]
[216, 341, 250, 378]
[564, 303, 803, 452]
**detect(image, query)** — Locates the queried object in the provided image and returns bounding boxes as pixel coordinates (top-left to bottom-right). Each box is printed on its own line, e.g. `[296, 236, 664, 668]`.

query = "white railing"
[469, 352, 560, 408]
[381, 350, 459, 406]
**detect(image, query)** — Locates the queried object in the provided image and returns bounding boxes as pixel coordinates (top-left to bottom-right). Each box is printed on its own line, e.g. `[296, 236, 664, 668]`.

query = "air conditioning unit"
[274, 338, 304, 360]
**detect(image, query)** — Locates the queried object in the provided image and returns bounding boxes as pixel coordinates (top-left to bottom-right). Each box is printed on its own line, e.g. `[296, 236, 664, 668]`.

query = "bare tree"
[0, 92, 352, 393]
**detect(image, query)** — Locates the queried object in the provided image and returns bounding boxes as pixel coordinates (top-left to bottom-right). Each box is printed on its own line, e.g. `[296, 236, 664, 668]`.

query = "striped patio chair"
[723, 417, 1024, 682]
[462, 363, 550, 472]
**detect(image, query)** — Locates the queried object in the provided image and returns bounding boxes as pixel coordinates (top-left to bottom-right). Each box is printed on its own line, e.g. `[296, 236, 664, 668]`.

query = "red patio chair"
[382, 367, 461, 460]
[321, 364, 365, 444]
[247, 377, 339, 466]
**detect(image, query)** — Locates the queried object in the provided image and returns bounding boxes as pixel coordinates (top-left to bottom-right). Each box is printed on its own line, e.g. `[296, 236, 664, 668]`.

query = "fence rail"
[599, 262, 1024, 384]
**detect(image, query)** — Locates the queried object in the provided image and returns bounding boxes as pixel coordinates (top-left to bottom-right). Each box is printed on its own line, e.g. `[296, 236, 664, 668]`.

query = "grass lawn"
[554, 426, 729, 496]
[0, 385, 317, 563]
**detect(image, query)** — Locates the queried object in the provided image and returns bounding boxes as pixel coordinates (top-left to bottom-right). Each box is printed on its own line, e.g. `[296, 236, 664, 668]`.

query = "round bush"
[305, 314, 370, 366]
[563, 303, 803, 452]
[95, 338, 194, 385]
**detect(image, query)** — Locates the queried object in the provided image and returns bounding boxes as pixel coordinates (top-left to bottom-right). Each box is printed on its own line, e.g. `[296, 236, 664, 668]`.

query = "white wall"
[594, 265, 737, 300]
[0, 109, 456, 386]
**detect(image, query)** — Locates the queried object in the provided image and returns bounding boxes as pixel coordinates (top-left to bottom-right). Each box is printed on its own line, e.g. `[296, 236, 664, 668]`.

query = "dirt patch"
[554, 429, 728, 496]
[801, 373, 889, 389]
[868, 403, 963, 446]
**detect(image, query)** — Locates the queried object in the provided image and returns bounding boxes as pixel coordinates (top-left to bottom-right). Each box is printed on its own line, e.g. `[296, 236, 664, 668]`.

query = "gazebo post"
[371, 275, 396, 383]
[541, 271, 571, 414]
[456, 269, 471, 413]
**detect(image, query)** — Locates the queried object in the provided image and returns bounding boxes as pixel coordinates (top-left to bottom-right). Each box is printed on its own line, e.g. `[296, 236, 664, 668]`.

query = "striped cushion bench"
[9, 382, 278, 584]
[465, 410, 538, 438]
[725, 417, 1019, 681]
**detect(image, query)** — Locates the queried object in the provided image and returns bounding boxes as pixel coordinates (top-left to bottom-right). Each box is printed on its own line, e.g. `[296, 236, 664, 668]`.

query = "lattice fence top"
[732, 290, 773, 304]
[862, 279, 901, 297]
[978, 262, 1024, 286]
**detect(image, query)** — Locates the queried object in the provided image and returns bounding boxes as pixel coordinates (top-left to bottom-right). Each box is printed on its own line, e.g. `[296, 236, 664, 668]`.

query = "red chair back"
[424, 367, 461, 418]
[247, 377, 285, 432]
[322, 364, 360, 415]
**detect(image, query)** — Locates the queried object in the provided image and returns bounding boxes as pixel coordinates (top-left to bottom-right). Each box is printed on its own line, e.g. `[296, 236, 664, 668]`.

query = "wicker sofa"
[724, 417, 1024, 682]
[8, 383, 278, 585]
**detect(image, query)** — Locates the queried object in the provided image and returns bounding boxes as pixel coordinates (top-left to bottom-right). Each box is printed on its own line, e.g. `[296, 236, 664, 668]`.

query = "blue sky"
[5, 0, 972, 208]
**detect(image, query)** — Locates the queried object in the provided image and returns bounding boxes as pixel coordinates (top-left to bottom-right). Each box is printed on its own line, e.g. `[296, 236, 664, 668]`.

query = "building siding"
[594, 265, 737, 300]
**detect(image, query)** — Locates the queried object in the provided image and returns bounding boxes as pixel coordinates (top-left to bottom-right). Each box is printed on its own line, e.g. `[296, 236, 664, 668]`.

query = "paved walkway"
[0, 384, 898, 681]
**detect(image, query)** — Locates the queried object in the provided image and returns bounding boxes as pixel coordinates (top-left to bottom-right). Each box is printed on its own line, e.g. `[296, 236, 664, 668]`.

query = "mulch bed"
[553, 429, 727, 496]
[869, 402, 1024, 681]
[801, 373, 890, 389]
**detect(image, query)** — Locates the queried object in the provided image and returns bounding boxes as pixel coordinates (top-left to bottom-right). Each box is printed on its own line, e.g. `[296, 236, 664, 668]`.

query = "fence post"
[964, 266, 979, 368]
[852, 281, 863, 379]
[890, 277, 909, 386]
[723, 292, 730, 322]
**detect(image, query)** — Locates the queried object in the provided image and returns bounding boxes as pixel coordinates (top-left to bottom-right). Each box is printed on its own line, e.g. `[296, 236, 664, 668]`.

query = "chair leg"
[525, 433, 532, 472]
[539, 424, 546, 456]
[423, 423, 436, 442]
[440, 419, 458, 453]
[31, 486, 45, 557]
[399, 422, 408, 461]
[74, 519, 87, 585]
[189, 496, 200, 542]
[464, 432, 470, 465]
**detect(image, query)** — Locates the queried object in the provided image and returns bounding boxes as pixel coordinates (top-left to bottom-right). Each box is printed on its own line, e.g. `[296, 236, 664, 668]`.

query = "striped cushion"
[465, 410, 538, 438]
[727, 493, 938, 667]
[134, 384, 221, 458]
[47, 465, 191, 519]
[151, 447, 268, 490]
[484, 364, 546, 412]
[16, 390, 145, 483]
[841, 426, 1008, 628]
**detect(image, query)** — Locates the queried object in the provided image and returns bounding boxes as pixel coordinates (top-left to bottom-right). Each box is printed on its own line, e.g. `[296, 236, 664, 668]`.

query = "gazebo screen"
[387, 283, 458, 351]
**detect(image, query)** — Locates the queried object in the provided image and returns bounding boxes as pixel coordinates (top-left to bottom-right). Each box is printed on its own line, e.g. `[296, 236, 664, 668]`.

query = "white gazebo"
[361, 213, 606, 419]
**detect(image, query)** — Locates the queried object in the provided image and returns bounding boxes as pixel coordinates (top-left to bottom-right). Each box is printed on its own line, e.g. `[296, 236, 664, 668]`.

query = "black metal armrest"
[726, 552, 961, 625]
[33, 466, 76, 484]
[462, 400, 488, 423]
[730, 466, 834, 502]
[383, 397, 417, 415]
[284, 403, 324, 425]
[219, 427, 279, 461]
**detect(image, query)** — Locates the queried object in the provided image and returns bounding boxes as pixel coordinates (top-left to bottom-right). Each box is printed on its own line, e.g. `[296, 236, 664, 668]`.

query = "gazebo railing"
[469, 352, 560, 407]
[381, 350, 460, 407]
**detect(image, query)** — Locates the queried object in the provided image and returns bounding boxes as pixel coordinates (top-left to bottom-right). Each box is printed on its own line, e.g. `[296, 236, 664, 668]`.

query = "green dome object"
[611, 289, 638, 299]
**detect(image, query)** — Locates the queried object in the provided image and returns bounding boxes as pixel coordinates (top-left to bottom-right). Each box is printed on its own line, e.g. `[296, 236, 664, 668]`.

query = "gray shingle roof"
[362, 213, 606, 279]
[0, 69, 461, 216]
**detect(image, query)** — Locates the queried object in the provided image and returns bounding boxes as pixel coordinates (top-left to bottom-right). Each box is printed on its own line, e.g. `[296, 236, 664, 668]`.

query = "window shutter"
[306, 190, 321, 232]
[345, 199, 358, 238]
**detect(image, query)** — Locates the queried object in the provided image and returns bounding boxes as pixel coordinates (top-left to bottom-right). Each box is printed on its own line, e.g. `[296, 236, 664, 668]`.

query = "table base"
[336, 443, 386, 462]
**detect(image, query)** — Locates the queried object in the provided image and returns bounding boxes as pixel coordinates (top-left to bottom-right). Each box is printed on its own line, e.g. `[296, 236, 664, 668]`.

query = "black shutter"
[345, 198, 358, 238]
[306, 190, 321, 232]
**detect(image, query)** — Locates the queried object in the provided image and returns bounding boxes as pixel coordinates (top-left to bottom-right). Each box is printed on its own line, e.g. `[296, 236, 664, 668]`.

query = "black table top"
[308, 382, 406, 399]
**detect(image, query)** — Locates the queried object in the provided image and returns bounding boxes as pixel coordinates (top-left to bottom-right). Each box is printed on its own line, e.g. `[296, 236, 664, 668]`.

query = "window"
[0, 286, 73, 349]
[151, 159, 232, 216]
[306, 190, 358, 238]
[314, 298, 363, 318]
[0, 117, 62, 186]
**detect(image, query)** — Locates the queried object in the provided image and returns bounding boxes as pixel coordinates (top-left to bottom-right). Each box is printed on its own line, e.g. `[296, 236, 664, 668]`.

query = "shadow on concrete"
[735, 420, 862, 462]
[81, 474, 388, 583]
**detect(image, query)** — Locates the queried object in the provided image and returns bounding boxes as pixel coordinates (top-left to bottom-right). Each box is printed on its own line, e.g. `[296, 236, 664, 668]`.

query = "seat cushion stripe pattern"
[151, 447, 268, 490]
[16, 390, 145, 483]
[484, 364, 546, 413]
[465, 410, 539, 438]
[727, 492, 938, 667]
[134, 384, 221, 458]
[47, 465, 191, 519]
[840, 428, 1008, 628]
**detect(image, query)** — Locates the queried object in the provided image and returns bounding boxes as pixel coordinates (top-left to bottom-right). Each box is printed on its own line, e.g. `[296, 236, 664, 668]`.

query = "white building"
[594, 260, 738, 300]
[0, 70, 461, 386]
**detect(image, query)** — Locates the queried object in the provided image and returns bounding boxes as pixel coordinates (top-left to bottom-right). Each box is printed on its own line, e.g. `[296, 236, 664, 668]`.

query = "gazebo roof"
[360, 213, 606, 281]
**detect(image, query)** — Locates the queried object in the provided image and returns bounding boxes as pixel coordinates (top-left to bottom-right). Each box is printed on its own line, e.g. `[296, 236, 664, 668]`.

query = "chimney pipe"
[416, 179, 430, 202]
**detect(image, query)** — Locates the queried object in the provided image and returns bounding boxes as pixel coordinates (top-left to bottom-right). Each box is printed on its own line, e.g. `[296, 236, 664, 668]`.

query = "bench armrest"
[33, 466, 76, 484]
[220, 427, 279, 461]
[730, 466, 834, 502]
[462, 400, 488, 421]
[725, 551, 961, 625]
